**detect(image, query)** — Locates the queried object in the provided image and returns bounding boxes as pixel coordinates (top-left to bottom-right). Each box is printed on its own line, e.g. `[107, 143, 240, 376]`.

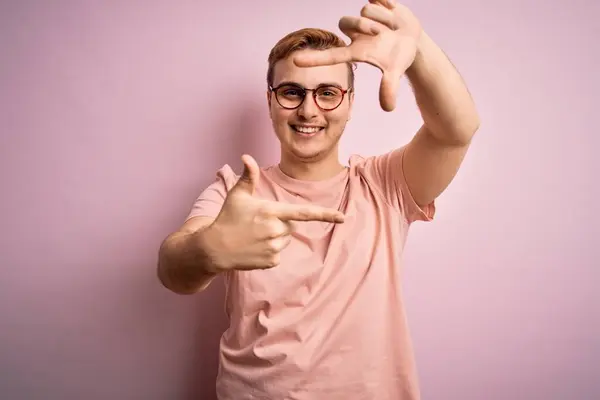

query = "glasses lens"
[315, 86, 344, 110]
[275, 85, 305, 109]
[275, 85, 345, 110]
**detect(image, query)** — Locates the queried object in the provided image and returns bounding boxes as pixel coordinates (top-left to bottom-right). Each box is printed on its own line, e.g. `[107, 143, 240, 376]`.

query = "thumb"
[233, 154, 260, 194]
[379, 70, 401, 112]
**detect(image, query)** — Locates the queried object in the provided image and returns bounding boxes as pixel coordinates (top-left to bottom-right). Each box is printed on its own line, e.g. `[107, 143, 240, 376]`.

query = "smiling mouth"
[291, 125, 325, 136]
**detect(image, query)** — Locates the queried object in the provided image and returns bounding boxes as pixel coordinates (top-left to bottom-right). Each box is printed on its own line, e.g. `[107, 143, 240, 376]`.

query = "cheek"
[270, 109, 292, 131]
[326, 110, 350, 128]
[268, 102, 281, 120]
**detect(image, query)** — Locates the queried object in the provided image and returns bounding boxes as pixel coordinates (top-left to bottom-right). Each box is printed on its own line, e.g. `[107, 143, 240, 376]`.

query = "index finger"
[293, 46, 353, 68]
[267, 201, 345, 223]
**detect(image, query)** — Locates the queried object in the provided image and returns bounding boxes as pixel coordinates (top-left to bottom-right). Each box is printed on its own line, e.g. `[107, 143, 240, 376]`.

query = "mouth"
[290, 124, 325, 137]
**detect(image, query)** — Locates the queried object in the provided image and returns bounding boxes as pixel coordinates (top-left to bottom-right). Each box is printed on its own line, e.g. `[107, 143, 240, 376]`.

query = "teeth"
[294, 126, 322, 134]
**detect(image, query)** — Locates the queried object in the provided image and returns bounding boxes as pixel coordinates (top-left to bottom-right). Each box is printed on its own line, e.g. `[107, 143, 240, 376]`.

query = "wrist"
[407, 29, 428, 74]
[192, 223, 227, 275]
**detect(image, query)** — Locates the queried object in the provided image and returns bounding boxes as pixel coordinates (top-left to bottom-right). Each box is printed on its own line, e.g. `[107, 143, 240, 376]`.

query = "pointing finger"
[267, 202, 345, 223]
[293, 46, 353, 68]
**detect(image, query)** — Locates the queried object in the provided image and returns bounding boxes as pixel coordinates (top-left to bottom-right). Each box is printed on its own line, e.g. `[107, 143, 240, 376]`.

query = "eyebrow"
[274, 80, 344, 89]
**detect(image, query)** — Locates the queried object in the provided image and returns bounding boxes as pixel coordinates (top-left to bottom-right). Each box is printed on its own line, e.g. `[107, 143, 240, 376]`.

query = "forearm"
[157, 230, 219, 295]
[405, 30, 480, 145]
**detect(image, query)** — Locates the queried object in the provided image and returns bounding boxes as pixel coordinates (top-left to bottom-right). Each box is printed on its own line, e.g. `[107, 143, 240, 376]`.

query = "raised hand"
[202, 155, 345, 272]
[293, 0, 422, 112]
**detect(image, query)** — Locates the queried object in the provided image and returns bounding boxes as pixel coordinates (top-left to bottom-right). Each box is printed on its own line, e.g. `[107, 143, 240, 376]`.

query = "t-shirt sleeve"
[185, 164, 238, 222]
[352, 146, 436, 224]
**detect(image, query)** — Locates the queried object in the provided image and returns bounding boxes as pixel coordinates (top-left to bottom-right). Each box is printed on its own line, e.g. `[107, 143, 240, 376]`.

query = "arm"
[157, 216, 220, 295]
[157, 166, 233, 295]
[291, 3, 479, 213]
[157, 156, 345, 294]
[403, 30, 481, 208]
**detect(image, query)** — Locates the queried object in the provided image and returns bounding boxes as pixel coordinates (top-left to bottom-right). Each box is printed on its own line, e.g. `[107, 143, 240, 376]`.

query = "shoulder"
[347, 153, 369, 175]
[211, 164, 238, 190]
[345, 152, 392, 199]
[347, 147, 406, 170]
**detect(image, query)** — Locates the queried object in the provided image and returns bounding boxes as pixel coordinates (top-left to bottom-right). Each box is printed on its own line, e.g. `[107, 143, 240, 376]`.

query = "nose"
[297, 92, 319, 119]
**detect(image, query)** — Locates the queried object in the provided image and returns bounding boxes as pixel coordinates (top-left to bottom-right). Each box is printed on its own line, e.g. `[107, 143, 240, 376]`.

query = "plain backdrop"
[1, 0, 598, 399]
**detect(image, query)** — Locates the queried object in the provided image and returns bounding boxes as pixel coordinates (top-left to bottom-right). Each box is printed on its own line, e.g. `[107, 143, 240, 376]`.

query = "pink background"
[1, 0, 598, 399]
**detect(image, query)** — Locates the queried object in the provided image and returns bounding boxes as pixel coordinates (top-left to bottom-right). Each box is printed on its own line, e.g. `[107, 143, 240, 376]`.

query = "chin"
[290, 148, 325, 162]
[275, 124, 340, 161]
[290, 140, 337, 162]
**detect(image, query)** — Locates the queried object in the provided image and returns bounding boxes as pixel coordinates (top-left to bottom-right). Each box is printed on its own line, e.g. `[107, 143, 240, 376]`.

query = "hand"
[293, 0, 422, 112]
[201, 155, 345, 272]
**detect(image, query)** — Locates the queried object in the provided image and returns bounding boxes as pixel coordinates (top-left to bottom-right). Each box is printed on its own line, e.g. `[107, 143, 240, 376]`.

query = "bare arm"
[156, 155, 346, 295]
[403, 30, 481, 207]
[293, 8, 481, 209]
[157, 216, 220, 295]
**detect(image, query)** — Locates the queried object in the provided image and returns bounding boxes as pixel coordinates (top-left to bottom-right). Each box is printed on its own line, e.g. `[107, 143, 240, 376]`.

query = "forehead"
[272, 50, 349, 88]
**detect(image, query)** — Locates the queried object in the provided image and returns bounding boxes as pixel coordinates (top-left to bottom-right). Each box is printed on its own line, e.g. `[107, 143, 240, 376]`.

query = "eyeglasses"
[269, 83, 352, 111]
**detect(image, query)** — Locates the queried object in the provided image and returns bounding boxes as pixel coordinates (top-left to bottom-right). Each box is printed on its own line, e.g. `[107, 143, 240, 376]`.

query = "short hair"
[267, 28, 355, 88]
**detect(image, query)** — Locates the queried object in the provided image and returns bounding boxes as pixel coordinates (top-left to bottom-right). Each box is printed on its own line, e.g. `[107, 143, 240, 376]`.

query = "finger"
[361, 3, 398, 30]
[267, 202, 345, 223]
[254, 253, 281, 270]
[293, 46, 353, 68]
[233, 154, 260, 194]
[339, 15, 382, 37]
[266, 235, 292, 253]
[262, 219, 293, 239]
[369, 0, 397, 10]
[379, 70, 401, 112]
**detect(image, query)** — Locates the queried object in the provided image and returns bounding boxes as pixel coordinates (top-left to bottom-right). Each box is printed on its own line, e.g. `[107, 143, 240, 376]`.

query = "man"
[157, 1, 480, 399]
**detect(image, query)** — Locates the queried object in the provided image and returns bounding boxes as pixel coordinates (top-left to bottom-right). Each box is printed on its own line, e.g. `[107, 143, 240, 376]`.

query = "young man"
[157, 1, 480, 399]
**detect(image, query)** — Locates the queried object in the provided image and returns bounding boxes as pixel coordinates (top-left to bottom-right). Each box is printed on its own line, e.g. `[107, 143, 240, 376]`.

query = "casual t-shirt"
[186, 146, 435, 400]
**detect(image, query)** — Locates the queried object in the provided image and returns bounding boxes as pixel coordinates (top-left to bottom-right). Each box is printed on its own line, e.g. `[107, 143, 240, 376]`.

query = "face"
[267, 50, 354, 163]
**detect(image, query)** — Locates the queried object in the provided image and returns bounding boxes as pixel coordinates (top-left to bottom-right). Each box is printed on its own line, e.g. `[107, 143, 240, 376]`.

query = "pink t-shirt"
[187, 146, 435, 400]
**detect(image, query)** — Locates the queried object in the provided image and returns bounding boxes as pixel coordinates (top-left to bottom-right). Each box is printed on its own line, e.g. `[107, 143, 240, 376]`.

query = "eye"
[317, 87, 342, 97]
[277, 85, 305, 98]
[283, 89, 301, 96]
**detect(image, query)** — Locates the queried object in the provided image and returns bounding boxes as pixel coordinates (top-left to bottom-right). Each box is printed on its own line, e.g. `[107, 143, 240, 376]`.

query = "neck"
[278, 149, 345, 181]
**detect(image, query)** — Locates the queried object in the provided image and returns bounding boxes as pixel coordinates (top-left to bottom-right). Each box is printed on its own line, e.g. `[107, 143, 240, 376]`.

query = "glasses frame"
[269, 83, 353, 112]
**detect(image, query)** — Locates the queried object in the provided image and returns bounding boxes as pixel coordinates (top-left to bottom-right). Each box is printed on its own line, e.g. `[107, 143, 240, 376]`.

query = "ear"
[347, 90, 355, 121]
[266, 89, 273, 119]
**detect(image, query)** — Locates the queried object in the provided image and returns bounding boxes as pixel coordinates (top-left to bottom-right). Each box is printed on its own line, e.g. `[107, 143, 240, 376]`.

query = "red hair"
[267, 28, 355, 87]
